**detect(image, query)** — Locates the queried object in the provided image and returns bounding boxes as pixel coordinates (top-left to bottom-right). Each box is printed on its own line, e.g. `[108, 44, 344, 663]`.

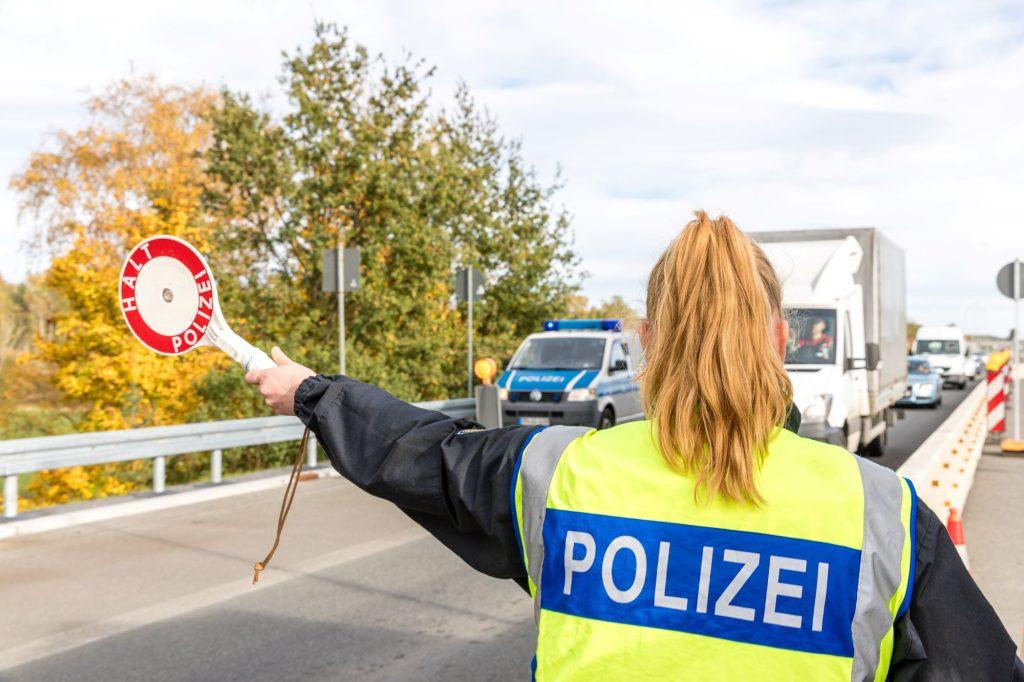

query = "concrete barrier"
[898, 381, 987, 516]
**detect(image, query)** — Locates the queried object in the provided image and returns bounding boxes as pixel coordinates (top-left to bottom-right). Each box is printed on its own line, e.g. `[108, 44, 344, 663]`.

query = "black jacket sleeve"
[294, 374, 534, 582]
[889, 496, 1021, 680]
[295, 374, 1021, 677]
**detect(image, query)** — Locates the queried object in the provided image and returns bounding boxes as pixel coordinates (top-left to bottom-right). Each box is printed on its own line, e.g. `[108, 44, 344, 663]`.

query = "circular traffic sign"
[118, 235, 216, 355]
[997, 261, 1023, 300]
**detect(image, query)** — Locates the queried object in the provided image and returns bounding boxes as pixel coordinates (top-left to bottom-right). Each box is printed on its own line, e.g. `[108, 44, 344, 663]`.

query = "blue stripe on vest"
[540, 509, 860, 657]
[896, 477, 917, 620]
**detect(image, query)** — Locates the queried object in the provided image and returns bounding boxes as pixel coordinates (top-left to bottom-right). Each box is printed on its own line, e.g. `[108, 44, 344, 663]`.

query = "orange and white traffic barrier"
[946, 508, 970, 570]
[987, 350, 1011, 433]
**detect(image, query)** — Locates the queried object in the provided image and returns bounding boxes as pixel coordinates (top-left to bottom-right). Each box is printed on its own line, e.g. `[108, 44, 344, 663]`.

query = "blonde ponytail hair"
[641, 211, 791, 504]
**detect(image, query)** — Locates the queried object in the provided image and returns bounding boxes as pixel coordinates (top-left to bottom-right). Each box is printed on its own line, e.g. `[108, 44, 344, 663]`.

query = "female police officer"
[247, 212, 1020, 680]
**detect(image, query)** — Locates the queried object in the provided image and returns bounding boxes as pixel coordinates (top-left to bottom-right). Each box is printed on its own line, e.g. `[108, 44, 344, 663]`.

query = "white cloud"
[1, 0, 1023, 334]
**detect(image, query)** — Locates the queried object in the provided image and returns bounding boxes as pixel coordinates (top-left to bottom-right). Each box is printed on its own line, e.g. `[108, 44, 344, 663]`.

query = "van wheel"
[599, 407, 616, 430]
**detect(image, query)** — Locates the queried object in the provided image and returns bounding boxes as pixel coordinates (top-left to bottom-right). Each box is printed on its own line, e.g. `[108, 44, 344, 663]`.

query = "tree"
[10, 79, 225, 500]
[907, 321, 921, 351]
[0, 275, 73, 440]
[564, 294, 641, 328]
[202, 23, 580, 407]
[11, 78, 225, 431]
[5, 24, 582, 506]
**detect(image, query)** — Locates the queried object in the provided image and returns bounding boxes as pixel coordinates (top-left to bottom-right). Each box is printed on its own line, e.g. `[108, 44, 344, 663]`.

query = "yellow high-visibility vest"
[512, 421, 916, 681]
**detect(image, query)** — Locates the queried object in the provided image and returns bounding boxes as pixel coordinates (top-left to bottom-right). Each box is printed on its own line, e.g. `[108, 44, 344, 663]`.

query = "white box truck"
[752, 229, 908, 457]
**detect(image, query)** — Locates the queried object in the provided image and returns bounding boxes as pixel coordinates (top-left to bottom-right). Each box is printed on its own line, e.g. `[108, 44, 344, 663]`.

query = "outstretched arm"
[246, 349, 535, 582]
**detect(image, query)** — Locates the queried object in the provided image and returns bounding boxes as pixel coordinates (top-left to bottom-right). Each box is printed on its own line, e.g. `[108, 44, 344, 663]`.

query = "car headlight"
[566, 388, 597, 401]
[498, 387, 509, 401]
[801, 394, 833, 424]
[917, 383, 935, 396]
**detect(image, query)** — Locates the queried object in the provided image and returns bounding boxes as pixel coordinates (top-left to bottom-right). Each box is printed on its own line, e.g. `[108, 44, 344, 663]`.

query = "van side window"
[610, 342, 628, 372]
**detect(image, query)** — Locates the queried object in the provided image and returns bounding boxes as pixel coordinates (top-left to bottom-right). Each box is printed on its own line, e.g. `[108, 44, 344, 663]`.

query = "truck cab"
[913, 326, 969, 389]
[497, 319, 644, 429]
[755, 230, 907, 457]
[775, 245, 869, 453]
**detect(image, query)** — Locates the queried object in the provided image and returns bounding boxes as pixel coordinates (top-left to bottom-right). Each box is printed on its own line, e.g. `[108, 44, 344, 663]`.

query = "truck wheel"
[599, 406, 616, 430]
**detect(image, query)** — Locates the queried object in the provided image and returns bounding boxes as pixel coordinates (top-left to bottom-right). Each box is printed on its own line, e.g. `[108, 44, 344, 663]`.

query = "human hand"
[244, 347, 316, 416]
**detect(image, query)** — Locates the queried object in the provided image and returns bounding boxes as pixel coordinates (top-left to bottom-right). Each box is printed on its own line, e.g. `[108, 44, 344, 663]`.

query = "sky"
[1, 0, 1022, 335]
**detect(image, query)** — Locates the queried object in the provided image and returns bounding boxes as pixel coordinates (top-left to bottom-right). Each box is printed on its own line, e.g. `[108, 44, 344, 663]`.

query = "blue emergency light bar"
[543, 319, 622, 332]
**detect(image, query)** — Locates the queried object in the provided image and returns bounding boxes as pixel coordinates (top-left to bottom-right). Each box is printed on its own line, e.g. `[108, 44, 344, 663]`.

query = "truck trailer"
[751, 229, 908, 457]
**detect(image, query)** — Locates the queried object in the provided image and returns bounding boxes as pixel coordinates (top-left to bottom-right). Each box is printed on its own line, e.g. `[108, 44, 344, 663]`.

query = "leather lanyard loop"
[252, 427, 310, 584]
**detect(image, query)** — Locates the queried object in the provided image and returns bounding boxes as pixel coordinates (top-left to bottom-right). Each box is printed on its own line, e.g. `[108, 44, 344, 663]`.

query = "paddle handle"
[206, 323, 276, 372]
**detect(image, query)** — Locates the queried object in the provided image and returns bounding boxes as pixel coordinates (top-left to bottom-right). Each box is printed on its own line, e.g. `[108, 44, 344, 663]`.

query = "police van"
[497, 319, 644, 429]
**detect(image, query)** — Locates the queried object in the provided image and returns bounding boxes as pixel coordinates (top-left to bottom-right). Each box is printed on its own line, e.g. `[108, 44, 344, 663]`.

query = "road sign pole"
[337, 241, 345, 375]
[467, 269, 474, 398]
[1015, 258, 1021, 440]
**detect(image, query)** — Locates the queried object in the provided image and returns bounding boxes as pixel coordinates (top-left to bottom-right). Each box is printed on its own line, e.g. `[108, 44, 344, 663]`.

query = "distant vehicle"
[964, 352, 979, 380]
[754, 228, 907, 457]
[913, 325, 969, 388]
[897, 356, 943, 409]
[971, 352, 988, 378]
[497, 319, 643, 429]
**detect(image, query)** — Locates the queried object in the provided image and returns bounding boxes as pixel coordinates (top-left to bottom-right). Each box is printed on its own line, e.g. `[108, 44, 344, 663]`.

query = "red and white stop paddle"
[118, 235, 276, 372]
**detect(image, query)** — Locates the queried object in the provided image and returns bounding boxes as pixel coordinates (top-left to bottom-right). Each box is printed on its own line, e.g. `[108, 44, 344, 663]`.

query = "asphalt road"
[875, 377, 981, 471]
[4, 537, 535, 682]
[0, 382, 980, 682]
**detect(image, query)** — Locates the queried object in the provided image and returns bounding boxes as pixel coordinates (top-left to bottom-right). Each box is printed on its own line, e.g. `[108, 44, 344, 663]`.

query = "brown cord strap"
[252, 426, 310, 585]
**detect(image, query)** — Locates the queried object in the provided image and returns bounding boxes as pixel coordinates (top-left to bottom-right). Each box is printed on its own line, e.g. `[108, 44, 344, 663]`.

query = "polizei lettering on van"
[540, 509, 860, 656]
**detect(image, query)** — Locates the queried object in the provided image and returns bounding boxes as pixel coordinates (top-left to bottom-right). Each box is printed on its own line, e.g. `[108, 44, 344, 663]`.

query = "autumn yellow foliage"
[9, 78, 227, 501]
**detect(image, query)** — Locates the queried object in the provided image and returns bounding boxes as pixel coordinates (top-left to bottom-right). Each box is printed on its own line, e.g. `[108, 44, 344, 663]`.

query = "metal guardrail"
[0, 397, 476, 520]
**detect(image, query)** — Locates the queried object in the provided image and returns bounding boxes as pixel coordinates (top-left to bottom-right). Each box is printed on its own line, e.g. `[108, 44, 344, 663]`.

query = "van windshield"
[915, 339, 960, 355]
[785, 308, 838, 365]
[510, 338, 606, 370]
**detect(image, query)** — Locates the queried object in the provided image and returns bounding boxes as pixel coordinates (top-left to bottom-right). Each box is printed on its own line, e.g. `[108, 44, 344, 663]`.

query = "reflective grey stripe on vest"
[518, 425, 591, 621]
[851, 456, 908, 682]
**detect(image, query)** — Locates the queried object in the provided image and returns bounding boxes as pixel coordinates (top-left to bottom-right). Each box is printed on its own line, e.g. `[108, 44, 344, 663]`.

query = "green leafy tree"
[201, 23, 580, 411]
